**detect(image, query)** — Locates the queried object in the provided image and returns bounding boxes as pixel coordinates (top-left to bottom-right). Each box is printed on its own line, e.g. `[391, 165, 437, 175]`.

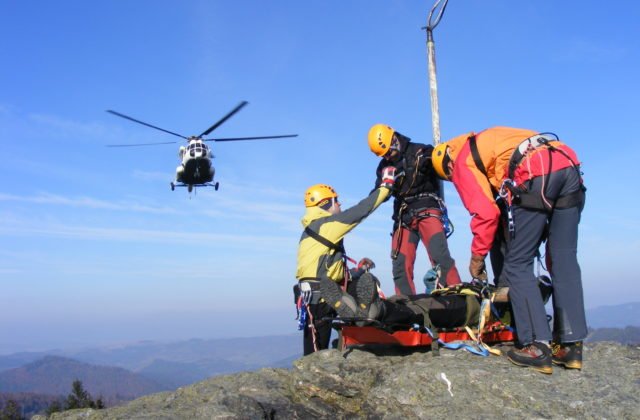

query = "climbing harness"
[293, 279, 323, 352]
[498, 179, 516, 239]
[438, 196, 454, 238]
[304, 226, 356, 286]
[296, 281, 313, 331]
[506, 132, 586, 212]
[297, 226, 361, 352]
[469, 132, 586, 238]
[391, 193, 454, 259]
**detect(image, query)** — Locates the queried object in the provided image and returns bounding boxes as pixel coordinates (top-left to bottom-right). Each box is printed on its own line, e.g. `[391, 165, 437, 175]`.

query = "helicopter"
[106, 101, 297, 193]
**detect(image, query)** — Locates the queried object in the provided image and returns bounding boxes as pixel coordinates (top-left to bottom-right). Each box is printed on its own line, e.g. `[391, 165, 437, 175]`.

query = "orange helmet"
[304, 184, 338, 207]
[432, 143, 452, 180]
[368, 124, 396, 157]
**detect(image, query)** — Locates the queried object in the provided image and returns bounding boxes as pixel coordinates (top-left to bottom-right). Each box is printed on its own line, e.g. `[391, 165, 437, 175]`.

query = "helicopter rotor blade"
[106, 110, 188, 139]
[204, 134, 299, 142]
[106, 141, 179, 147]
[199, 101, 249, 137]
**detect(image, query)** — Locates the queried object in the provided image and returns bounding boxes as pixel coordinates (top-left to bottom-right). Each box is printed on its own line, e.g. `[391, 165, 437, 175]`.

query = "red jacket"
[446, 127, 580, 256]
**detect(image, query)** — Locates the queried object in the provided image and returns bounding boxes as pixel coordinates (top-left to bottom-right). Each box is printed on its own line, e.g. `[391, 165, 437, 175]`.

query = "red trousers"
[391, 212, 461, 295]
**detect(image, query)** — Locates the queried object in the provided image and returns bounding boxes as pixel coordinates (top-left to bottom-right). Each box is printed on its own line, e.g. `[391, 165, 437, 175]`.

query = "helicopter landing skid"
[170, 182, 219, 191]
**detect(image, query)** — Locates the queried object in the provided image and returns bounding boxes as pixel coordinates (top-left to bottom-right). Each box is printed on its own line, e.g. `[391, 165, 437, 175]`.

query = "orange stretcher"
[338, 322, 515, 350]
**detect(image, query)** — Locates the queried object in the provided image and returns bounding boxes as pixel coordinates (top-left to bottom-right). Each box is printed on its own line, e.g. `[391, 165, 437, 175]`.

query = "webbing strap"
[304, 226, 344, 253]
[438, 339, 489, 356]
[469, 135, 488, 177]
[469, 135, 499, 198]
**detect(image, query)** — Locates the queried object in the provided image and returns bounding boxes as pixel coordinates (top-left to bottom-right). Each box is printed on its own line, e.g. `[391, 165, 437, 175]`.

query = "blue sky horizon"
[2, 1, 639, 355]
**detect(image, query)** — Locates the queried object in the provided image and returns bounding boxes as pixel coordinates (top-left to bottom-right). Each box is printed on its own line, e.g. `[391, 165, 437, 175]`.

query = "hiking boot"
[320, 278, 357, 318]
[552, 341, 583, 370]
[507, 342, 553, 374]
[355, 274, 378, 319]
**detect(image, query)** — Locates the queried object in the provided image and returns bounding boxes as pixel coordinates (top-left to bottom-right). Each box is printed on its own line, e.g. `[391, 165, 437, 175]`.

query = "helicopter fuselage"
[176, 139, 214, 186]
[106, 101, 296, 194]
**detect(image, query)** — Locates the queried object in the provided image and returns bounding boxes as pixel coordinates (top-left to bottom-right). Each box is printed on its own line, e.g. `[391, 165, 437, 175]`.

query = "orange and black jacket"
[446, 126, 580, 257]
[296, 186, 390, 283]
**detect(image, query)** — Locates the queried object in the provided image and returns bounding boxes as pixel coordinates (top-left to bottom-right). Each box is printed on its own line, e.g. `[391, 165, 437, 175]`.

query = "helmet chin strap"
[385, 136, 403, 162]
[386, 147, 402, 163]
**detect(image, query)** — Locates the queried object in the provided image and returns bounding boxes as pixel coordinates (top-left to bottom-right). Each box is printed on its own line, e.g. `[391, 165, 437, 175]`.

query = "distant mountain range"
[0, 302, 637, 411]
[586, 302, 640, 329]
[586, 326, 640, 345]
[0, 334, 302, 416]
[0, 356, 165, 397]
[0, 334, 301, 393]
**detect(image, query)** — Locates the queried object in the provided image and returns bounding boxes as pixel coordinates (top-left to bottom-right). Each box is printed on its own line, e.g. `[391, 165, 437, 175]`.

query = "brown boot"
[507, 342, 553, 374]
[552, 341, 583, 370]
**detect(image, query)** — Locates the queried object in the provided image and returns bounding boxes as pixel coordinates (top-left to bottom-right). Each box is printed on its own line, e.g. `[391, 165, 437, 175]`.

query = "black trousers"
[301, 277, 363, 355]
[503, 167, 587, 345]
[303, 301, 334, 355]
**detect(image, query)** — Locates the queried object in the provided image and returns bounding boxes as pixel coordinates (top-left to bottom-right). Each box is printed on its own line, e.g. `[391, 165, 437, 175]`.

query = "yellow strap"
[478, 298, 491, 332]
[465, 325, 502, 357]
[464, 326, 479, 342]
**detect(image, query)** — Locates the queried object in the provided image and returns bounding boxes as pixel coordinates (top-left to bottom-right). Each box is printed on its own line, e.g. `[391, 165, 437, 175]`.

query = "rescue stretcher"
[337, 321, 515, 350]
[331, 287, 516, 353]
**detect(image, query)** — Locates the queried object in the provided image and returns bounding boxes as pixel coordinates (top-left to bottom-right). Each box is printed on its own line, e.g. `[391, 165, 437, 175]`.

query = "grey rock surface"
[39, 342, 640, 419]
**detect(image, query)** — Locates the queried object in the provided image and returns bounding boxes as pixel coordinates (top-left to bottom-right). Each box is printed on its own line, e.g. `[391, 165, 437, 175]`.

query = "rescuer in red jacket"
[432, 126, 587, 374]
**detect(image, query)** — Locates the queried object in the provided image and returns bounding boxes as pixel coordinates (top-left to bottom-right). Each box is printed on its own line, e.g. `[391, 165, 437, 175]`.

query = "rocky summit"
[40, 342, 639, 419]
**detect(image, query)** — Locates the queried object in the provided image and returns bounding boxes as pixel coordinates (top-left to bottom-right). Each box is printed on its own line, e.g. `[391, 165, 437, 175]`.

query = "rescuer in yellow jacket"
[296, 168, 395, 354]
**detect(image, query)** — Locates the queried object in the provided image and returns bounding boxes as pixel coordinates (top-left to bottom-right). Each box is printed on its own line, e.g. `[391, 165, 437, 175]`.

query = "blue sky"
[1, 1, 639, 354]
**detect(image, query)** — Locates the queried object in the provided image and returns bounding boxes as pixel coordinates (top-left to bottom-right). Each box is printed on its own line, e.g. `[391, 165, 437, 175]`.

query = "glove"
[358, 258, 375, 271]
[469, 254, 488, 281]
[381, 166, 396, 188]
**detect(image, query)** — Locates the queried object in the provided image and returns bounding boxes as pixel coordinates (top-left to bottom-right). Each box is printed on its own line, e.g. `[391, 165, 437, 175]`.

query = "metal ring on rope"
[424, 0, 450, 39]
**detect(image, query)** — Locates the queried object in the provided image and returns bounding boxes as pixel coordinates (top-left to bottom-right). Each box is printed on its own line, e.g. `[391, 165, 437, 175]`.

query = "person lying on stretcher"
[321, 267, 481, 330]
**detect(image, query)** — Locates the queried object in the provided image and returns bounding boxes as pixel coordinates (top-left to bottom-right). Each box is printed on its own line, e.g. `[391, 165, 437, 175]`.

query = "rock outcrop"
[40, 342, 639, 419]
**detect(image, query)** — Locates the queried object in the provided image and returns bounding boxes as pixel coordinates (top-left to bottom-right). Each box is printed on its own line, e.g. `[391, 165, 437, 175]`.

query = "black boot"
[355, 273, 379, 320]
[320, 278, 357, 318]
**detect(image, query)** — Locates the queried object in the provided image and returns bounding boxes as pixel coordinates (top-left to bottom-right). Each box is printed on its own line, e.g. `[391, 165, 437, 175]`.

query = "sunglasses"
[319, 196, 340, 210]
[383, 137, 400, 159]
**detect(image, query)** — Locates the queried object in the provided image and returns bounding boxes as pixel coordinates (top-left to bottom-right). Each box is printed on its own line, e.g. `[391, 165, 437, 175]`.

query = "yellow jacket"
[296, 186, 390, 282]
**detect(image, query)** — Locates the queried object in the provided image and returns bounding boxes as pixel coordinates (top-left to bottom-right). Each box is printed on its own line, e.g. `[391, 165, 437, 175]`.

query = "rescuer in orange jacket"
[432, 126, 587, 374]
